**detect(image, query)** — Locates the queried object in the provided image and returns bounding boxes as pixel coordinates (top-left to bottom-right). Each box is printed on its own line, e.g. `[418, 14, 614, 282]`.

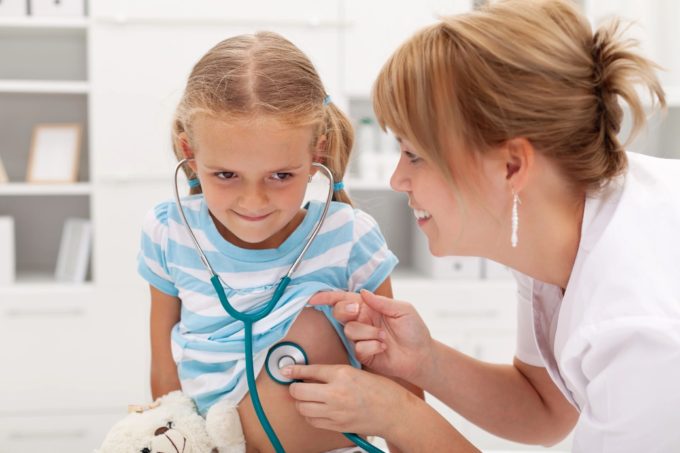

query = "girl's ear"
[178, 132, 197, 173]
[313, 134, 327, 163]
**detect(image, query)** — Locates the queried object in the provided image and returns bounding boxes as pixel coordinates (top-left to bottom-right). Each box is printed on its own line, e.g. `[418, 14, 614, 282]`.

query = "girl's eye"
[215, 172, 235, 180]
[271, 172, 292, 181]
[403, 150, 421, 163]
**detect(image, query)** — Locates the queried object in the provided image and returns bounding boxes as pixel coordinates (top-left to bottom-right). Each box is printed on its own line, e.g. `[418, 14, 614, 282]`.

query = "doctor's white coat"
[514, 152, 680, 452]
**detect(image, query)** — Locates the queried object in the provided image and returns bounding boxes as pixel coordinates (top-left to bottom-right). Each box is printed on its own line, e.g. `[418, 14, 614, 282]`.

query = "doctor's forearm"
[414, 340, 576, 445]
[382, 389, 479, 452]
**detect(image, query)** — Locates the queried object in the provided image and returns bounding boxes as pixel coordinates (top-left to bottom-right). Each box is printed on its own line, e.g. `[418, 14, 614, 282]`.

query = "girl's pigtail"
[322, 103, 355, 206]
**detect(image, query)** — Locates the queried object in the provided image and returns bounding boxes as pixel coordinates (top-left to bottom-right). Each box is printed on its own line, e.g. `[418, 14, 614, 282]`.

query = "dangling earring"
[511, 190, 521, 248]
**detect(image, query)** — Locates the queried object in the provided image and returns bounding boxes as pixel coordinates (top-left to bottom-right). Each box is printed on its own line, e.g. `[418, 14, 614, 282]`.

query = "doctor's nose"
[390, 156, 411, 193]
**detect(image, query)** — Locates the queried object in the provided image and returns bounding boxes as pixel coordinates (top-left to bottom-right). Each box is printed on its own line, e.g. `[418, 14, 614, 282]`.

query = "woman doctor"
[283, 0, 680, 451]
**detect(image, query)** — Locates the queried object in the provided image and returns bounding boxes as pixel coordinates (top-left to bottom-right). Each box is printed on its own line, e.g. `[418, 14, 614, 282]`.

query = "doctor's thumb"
[359, 289, 408, 318]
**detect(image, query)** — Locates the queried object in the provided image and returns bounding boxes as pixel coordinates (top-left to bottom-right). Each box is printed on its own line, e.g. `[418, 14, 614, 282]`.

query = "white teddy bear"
[96, 391, 246, 453]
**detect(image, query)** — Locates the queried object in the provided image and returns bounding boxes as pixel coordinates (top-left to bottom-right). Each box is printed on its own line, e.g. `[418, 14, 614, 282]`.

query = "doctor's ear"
[502, 137, 534, 192]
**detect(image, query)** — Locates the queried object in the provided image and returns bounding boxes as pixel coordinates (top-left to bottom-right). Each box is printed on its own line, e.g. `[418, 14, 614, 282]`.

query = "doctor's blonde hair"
[373, 0, 666, 192]
[172, 31, 354, 204]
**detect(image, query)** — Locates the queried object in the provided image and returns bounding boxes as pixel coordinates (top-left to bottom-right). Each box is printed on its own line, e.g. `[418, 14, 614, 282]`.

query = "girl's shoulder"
[313, 201, 381, 234]
[143, 195, 204, 228]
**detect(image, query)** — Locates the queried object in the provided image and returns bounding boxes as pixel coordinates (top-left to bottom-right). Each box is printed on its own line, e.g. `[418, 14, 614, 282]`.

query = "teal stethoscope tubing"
[173, 159, 383, 453]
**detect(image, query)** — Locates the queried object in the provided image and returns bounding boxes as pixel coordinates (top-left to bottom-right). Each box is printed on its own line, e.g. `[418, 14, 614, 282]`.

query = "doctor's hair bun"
[590, 19, 666, 181]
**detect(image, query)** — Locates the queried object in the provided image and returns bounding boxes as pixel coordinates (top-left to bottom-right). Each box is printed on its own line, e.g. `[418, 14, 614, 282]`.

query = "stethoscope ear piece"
[265, 341, 308, 385]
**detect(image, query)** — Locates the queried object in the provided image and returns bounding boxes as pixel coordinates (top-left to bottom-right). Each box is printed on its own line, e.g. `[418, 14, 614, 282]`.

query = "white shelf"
[0, 80, 89, 94]
[0, 17, 88, 30]
[0, 183, 92, 196]
[0, 274, 94, 296]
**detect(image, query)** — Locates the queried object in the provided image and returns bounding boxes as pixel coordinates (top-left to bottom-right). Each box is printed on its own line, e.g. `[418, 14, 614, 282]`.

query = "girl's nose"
[239, 183, 269, 209]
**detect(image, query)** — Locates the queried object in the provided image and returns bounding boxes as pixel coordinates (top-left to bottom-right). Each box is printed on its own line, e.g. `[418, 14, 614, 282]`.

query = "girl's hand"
[284, 364, 413, 437]
[309, 289, 434, 385]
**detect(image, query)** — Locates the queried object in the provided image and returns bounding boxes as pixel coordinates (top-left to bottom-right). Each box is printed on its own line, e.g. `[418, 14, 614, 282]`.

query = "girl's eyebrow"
[204, 163, 306, 172]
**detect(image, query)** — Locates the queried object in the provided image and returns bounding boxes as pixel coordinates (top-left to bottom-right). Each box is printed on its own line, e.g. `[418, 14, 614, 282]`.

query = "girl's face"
[186, 115, 319, 249]
[390, 137, 506, 257]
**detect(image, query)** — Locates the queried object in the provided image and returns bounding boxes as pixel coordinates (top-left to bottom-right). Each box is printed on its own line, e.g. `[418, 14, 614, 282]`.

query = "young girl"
[138, 32, 403, 452]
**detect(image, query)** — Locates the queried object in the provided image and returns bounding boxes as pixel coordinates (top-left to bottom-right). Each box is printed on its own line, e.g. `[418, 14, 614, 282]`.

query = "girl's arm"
[149, 285, 182, 399]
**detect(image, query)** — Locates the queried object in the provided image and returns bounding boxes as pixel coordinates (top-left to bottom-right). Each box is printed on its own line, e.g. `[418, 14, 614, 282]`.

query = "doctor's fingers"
[354, 339, 387, 363]
[360, 289, 414, 318]
[289, 381, 331, 404]
[285, 363, 352, 386]
[300, 414, 352, 434]
[309, 291, 364, 323]
[344, 320, 385, 342]
[295, 401, 345, 421]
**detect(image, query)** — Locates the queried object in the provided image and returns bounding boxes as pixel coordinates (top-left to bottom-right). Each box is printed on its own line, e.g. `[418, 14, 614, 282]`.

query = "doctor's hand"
[284, 364, 414, 438]
[309, 289, 434, 385]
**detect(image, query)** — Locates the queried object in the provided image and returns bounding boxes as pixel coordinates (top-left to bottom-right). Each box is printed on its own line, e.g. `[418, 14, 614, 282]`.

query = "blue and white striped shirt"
[138, 196, 398, 414]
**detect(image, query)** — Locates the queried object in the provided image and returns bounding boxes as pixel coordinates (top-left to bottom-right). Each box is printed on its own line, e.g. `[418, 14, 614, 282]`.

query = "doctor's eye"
[214, 171, 236, 180]
[271, 172, 293, 181]
[403, 150, 421, 164]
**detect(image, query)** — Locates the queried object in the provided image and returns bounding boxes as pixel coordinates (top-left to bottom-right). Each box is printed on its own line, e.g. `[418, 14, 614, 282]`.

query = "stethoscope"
[174, 159, 384, 453]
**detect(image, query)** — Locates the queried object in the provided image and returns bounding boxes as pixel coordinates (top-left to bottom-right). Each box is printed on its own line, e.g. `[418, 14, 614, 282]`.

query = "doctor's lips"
[413, 208, 432, 224]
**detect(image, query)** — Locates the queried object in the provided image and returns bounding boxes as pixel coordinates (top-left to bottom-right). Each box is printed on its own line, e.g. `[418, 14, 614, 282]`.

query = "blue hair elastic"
[323, 95, 332, 106]
[188, 178, 201, 188]
[333, 181, 344, 191]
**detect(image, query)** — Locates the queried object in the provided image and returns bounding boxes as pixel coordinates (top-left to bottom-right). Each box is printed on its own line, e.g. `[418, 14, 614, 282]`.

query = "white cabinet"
[0, 412, 123, 453]
[0, 289, 147, 413]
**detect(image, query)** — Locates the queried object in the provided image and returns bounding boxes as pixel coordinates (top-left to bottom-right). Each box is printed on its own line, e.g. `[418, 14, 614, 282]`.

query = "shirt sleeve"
[512, 270, 544, 366]
[568, 320, 680, 452]
[346, 209, 398, 292]
[137, 202, 178, 296]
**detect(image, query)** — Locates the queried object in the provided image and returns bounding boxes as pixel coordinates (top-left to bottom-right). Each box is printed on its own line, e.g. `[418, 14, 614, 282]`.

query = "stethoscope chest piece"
[265, 341, 308, 385]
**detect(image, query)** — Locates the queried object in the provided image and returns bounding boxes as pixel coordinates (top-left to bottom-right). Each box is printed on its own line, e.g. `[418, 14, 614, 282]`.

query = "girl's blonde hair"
[173, 31, 354, 204]
[373, 0, 666, 192]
